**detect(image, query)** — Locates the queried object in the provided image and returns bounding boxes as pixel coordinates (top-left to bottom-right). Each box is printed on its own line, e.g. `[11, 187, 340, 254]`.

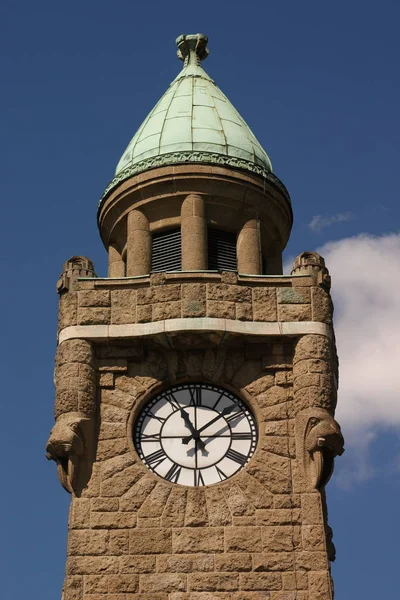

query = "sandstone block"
[96, 438, 127, 461]
[296, 552, 327, 571]
[170, 594, 230, 600]
[245, 375, 275, 397]
[207, 300, 235, 319]
[98, 422, 126, 441]
[91, 498, 119, 512]
[173, 528, 224, 553]
[277, 288, 310, 304]
[78, 307, 111, 325]
[84, 575, 108, 594]
[281, 572, 308, 590]
[108, 575, 139, 593]
[137, 304, 152, 322]
[223, 483, 254, 516]
[58, 293, 78, 330]
[185, 488, 209, 526]
[301, 525, 326, 551]
[182, 283, 206, 301]
[252, 288, 277, 322]
[63, 576, 83, 600]
[264, 421, 288, 436]
[90, 511, 136, 529]
[138, 483, 172, 518]
[157, 554, 214, 573]
[256, 510, 300, 527]
[207, 283, 251, 303]
[189, 573, 239, 591]
[246, 461, 291, 494]
[109, 530, 129, 555]
[152, 300, 181, 320]
[260, 437, 292, 457]
[256, 386, 288, 409]
[111, 289, 136, 324]
[252, 553, 293, 572]
[120, 556, 156, 573]
[278, 305, 311, 322]
[225, 526, 262, 553]
[311, 287, 332, 324]
[129, 528, 172, 554]
[139, 573, 186, 593]
[161, 488, 187, 527]
[231, 594, 272, 600]
[237, 472, 274, 509]
[182, 299, 207, 317]
[67, 556, 119, 575]
[100, 465, 144, 497]
[293, 336, 331, 364]
[236, 302, 253, 320]
[99, 372, 114, 388]
[68, 530, 109, 555]
[70, 498, 90, 529]
[239, 572, 282, 591]
[57, 339, 94, 365]
[274, 371, 292, 386]
[215, 553, 252, 572]
[137, 516, 161, 528]
[205, 487, 232, 526]
[120, 476, 158, 512]
[79, 290, 110, 307]
[261, 526, 301, 552]
[273, 495, 300, 509]
[308, 571, 332, 599]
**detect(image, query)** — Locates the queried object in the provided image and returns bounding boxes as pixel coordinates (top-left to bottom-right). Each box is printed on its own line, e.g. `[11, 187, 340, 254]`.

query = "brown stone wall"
[58, 339, 335, 600]
[58, 270, 330, 331]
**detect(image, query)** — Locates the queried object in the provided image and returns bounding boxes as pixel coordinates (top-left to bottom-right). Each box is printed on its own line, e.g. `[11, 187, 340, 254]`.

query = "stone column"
[237, 217, 262, 274]
[181, 193, 207, 270]
[46, 339, 96, 495]
[126, 210, 151, 276]
[108, 243, 125, 277]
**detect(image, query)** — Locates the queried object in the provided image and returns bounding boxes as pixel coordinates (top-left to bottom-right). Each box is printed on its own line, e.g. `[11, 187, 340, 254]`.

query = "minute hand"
[196, 405, 236, 435]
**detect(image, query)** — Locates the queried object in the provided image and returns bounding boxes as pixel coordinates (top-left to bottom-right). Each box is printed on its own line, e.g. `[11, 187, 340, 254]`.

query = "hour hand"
[180, 408, 197, 440]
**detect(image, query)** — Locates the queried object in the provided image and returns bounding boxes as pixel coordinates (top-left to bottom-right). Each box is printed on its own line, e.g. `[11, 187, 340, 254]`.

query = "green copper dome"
[102, 34, 275, 199]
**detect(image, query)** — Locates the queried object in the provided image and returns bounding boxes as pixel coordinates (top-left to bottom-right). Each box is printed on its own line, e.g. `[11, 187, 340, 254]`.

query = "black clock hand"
[180, 408, 207, 453]
[180, 408, 197, 437]
[196, 404, 236, 435]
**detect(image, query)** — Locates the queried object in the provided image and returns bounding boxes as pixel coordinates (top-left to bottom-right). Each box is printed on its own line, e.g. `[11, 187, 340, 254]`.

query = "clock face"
[134, 383, 257, 487]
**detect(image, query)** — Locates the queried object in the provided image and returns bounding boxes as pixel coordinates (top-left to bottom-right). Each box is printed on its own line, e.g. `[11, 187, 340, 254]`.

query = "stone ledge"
[58, 319, 332, 344]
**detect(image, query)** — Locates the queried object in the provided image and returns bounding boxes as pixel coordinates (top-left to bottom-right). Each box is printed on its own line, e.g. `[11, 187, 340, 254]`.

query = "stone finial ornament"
[176, 33, 209, 63]
[296, 407, 344, 491]
[292, 251, 331, 290]
[56, 256, 96, 295]
[46, 412, 93, 495]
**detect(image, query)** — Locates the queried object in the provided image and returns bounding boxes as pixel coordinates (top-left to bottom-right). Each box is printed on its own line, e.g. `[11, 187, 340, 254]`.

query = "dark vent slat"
[152, 229, 182, 272]
[208, 229, 237, 271]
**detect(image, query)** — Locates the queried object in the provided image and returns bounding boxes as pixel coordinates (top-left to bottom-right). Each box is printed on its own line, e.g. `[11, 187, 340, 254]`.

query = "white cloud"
[316, 233, 400, 486]
[309, 212, 353, 233]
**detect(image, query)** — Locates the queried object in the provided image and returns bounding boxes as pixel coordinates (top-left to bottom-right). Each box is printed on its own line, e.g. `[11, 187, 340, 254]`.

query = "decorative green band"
[98, 151, 291, 208]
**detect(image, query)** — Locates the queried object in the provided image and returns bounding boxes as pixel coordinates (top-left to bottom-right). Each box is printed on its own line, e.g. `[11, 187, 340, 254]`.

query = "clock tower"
[47, 34, 344, 600]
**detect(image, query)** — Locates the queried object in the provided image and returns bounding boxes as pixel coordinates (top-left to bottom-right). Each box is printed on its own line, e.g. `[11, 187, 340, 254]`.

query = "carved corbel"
[296, 407, 344, 491]
[46, 412, 94, 495]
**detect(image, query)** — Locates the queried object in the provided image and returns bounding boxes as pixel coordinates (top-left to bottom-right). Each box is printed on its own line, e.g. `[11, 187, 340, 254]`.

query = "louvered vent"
[151, 229, 182, 272]
[208, 229, 237, 271]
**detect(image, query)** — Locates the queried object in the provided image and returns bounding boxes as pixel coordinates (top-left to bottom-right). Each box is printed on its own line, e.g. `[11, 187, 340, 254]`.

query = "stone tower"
[47, 34, 344, 600]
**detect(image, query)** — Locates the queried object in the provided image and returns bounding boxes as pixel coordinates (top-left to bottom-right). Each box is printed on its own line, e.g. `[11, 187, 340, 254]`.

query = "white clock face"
[134, 383, 257, 487]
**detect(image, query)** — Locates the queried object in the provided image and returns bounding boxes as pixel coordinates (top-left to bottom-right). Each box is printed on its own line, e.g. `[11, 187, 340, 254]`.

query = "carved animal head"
[46, 412, 90, 494]
[296, 408, 344, 490]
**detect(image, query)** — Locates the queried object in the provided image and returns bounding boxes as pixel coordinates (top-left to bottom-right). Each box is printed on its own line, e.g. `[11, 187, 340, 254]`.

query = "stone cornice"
[99, 152, 291, 208]
[58, 318, 332, 345]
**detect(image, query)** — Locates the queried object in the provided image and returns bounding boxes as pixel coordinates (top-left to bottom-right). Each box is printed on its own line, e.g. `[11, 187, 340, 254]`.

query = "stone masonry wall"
[58, 271, 332, 333]
[61, 338, 336, 600]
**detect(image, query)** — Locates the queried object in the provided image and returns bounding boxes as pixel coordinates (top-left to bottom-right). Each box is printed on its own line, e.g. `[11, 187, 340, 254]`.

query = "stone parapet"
[57, 271, 333, 333]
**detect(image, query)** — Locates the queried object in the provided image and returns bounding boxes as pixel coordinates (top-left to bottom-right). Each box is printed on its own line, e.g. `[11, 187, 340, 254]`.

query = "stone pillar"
[108, 243, 125, 277]
[126, 210, 151, 276]
[46, 339, 96, 496]
[181, 193, 207, 270]
[237, 218, 262, 274]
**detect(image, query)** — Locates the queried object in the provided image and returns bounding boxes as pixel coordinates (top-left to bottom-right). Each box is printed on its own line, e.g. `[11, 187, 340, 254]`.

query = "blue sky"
[1, 1, 400, 598]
